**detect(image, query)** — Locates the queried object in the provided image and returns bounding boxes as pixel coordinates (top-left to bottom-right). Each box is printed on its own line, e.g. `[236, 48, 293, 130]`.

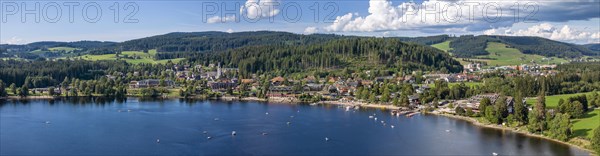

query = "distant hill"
[118, 31, 348, 53]
[429, 35, 598, 58]
[396, 35, 451, 45]
[1, 31, 598, 71]
[207, 37, 463, 75]
[583, 43, 600, 52]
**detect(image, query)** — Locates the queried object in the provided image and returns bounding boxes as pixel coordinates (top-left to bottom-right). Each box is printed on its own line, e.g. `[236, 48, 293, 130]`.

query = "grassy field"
[525, 92, 599, 139]
[31, 47, 80, 54]
[430, 41, 474, 65]
[48, 47, 79, 52]
[476, 42, 567, 66]
[75, 49, 184, 64]
[525, 92, 596, 108]
[431, 41, 453, 53]
[572, 109, 600, 139]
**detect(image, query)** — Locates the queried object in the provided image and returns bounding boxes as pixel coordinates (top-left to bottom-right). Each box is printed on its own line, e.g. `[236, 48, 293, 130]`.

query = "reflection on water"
[0, 98, 588, 155]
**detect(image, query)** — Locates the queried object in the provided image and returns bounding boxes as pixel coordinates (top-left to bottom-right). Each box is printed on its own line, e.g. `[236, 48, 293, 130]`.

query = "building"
[268, 86, 294, 97]
[271, 76, 285, 86]
[208, 78, 238, 91]
[129, 79, 175, 88]
[303, 83, 324, 92]
[455, 93, 515, 113]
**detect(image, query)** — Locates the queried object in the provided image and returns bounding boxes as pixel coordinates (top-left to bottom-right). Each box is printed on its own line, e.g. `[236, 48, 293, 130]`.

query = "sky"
[1, 0, 599, 44]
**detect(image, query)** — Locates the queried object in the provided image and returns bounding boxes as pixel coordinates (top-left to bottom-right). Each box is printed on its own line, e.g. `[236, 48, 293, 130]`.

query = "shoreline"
[2, 95, 595, 155]
[431, 112, 596, 155]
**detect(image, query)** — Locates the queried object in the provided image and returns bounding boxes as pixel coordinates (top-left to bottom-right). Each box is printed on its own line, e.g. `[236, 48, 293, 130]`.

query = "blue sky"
[1, 0, 599, 44]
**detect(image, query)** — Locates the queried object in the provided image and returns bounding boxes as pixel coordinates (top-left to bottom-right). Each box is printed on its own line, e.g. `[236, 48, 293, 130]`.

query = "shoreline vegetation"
[2, 95, 596, 155]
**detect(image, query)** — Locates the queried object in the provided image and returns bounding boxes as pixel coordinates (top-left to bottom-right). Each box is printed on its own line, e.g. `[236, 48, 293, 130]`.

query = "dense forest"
[396, 35, 451, 45]
[493, 36, 598, 57]
[118, 31, 347, 52]
[449, 35, 500, 57]
[202, 38, 463, 77]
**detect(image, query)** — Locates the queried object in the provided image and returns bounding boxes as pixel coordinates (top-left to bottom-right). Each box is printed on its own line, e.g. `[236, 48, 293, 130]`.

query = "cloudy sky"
[1, 0, 599, 44]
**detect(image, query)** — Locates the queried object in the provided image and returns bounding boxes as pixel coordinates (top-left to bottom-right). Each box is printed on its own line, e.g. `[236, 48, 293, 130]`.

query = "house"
[32, 88, 61, 94]
[271, 76, 285, 86]
[408, 94, 420, 105]
[129, 79, 175, 88]
[304, 76, 317, 83]
[208, 78, 238, 91]
[241, 79, 255, 84]
[303, 83, 324, 92]
[375, 76, 394, 82]
[268, 86, 294, 97]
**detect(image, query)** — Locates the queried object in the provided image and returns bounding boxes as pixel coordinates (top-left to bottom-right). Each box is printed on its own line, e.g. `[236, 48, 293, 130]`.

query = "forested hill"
[193, 38, 463, 76]
[396, 35, 451, 45]
[117, 31, 350, 52]
[445, 35, 598, 58]
[583, 43, 600, 52]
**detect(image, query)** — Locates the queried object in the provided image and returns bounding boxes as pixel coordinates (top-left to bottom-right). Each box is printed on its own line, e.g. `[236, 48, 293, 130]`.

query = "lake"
[0, 98, 589, 155]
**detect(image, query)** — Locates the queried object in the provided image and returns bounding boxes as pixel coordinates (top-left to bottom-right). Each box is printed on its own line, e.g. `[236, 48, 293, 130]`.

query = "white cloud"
[240, 0, 281, 20]
[207, 0, 280, 24]
[304, 27, 318, 34]
[484, 23, 600, 44]
[1, 37, 26, 44]
[207, 15, 237, 24]
[324, 0, 599, 34]
[226, 29, 235, 33]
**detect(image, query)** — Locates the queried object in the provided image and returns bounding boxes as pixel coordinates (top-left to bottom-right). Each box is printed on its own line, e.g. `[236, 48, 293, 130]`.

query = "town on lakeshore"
[1, 53, 599, 154]
[2, 0, 600, 155]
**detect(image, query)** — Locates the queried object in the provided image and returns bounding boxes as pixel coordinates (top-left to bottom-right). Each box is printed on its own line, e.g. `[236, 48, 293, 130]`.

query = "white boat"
[325, 137, 329, 141]
[207, 136, 212, 140]
[231, 131, 237, 136]
[391, 125, 395, 128]
[156, 139, 160, 143]
[446, 129, 451, 132]
[203, 131, 208, 134]
[368, 116, 374, 119]
[492, 152, 498, 156]
[44, 121, 51, 124]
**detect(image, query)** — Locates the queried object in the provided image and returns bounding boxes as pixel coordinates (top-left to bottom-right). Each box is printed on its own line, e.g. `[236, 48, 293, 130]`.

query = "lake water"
[0, 98, 589, 155]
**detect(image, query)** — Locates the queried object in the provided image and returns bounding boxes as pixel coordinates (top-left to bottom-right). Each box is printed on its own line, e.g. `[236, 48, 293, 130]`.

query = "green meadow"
[477, 42, 567, 66]
[430, 41, 474, 65]
[431, 40, 453, 53]
[432, 41, 569, 67]
[572, 109, 600, 139]
[48, 47, 79, 52]
[75, 49, 184, 64]
[525, 92, 596, 108]
[526, 92, 599, 139]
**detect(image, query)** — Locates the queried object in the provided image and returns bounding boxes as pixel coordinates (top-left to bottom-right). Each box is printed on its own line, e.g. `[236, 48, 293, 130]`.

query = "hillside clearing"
[476, 42, 567, 66]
